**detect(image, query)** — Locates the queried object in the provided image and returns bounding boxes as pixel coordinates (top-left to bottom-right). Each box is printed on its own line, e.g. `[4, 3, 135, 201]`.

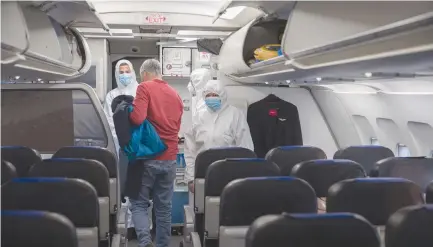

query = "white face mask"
[187, 82, 196, 96]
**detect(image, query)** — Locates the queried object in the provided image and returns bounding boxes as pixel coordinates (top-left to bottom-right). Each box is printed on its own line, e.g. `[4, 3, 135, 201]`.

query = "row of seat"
[246, 204, 433, 247]
[198, 168, 433, 247]
[1, 145, 120, 247]
[185, 145, 433, 247]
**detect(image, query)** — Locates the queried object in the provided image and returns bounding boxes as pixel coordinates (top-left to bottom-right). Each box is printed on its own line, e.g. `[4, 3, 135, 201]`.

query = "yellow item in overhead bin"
[253, 44, 281, 62]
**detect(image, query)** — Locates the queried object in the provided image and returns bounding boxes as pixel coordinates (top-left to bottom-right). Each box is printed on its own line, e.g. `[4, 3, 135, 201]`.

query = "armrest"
[184, 205, 195, 225]
[111, 233, 121, 247]
[190, 232, 202, 247]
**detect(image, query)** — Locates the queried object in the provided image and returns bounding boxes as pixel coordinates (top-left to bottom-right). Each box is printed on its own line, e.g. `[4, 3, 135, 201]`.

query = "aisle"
[128, 236, 182, 247]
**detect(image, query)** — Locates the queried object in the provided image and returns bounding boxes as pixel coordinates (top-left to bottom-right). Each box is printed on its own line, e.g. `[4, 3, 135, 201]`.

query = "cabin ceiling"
[77, 0, 263, 42]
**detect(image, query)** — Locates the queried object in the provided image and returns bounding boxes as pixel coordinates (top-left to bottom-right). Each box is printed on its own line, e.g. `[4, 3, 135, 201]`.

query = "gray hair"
[140, 59, 162, 77]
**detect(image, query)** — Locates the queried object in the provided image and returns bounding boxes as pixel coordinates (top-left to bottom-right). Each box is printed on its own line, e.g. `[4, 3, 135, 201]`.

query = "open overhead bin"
[218, 1, 296, 82]
[1, 1, 92, 82]
[218, 1, 433, 83]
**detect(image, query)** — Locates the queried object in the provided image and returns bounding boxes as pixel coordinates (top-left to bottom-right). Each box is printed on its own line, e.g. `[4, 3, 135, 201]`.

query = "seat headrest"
[333, 145, 394, 174]
[1, 160, 17, 185]
[372, 157, 433, 190]
[28, 158, 110, 197]
[1, 210, 78, 247]
[195, 147, 256, 178]
[205, 158, 280, 196]
[1, 146, 42, 176]
[386, 205, 433, 247]
[246, 213, 380, 247]
[2, 178, 99, 227]
[427, 181, 433, 204]
[53, 146, 117, 177]
[220, 177, 317, 226]
[291, 159, 366, 197]
[265, 146, 327, 175]
[327, 178, 424, 225]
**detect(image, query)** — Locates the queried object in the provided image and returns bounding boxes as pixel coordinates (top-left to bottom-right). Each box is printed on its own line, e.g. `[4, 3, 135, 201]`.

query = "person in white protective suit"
[102, 59, 153, 237]
[184, 80, 254, 193]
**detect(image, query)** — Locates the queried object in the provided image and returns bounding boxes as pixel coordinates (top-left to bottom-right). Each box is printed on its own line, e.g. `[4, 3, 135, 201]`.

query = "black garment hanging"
[247, 94, 303, 158]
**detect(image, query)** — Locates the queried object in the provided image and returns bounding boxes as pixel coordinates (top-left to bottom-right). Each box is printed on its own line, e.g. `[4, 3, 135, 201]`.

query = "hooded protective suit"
[103, 59, 139, 230]
[104, 59, 139, 152]
[183, 80, 254, 182]
[187, 68, 211, 123]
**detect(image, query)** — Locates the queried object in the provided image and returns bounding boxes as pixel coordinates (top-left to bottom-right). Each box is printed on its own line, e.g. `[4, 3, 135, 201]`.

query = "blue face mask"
[205, 96, 221, 111]
[118, 73, 133, 86]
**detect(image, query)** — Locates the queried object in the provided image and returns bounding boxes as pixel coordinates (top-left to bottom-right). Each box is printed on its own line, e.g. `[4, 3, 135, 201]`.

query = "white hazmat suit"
[103, 59, 138, 230]
[183, 80, 254, 183]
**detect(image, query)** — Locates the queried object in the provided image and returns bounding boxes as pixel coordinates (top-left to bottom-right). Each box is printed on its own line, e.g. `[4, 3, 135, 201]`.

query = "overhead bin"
[1, 1, 91, 82]
[218, 15, 293, 81]
[283, 1, 433, 69]
[219, 1, 433, 83]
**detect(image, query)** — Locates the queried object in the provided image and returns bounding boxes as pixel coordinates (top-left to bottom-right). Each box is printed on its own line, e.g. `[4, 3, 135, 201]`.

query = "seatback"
[333, 145, 394, 174]
[327, 178, 424, 244]
[427, 181, 433, 203]
[245, 213, 381, 247]
[386, 204, 433, 247]
[1, 160, 17, 185]
[265, 146, 326, 175]
[1, 146, 42, 176]
[53, 146, 118, 215]
[28, 158, 110, 240]
[291, 159, 366, 212]
[194, 147, 256, 213]
[219, 177, 317, 247]
[2, 210, 78, 247]
[204, 158, 280, 240]
[2, 178, 99, 247]
[372, 157, 433, 190]
[193, 147, 256, 243]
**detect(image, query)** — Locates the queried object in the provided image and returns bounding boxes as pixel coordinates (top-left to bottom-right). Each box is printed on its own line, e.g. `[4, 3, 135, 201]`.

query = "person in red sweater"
[128, 58, 183, 247]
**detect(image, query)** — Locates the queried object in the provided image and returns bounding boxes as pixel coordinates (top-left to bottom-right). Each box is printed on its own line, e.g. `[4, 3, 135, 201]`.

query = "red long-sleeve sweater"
[130, 79, 183, 161]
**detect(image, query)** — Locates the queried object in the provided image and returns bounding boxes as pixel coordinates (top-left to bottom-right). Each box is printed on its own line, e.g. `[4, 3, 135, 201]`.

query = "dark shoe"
[127, 227, 137, 240]
[145, 244, 155, 247]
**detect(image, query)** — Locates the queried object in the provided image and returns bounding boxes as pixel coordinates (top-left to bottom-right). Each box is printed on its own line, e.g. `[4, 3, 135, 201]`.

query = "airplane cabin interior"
[1, 1, 433, 247]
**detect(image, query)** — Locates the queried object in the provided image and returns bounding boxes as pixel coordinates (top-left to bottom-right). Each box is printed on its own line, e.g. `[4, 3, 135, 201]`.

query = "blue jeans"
[130, 160, 176, 247]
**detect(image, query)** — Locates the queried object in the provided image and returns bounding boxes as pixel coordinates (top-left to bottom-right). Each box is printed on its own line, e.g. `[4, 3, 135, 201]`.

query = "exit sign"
[145, 13, 167, 24]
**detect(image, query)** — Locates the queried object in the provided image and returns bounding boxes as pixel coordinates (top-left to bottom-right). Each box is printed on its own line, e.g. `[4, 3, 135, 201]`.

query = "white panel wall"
[86, 38, 110, 102]
[310, 78, 433, 157]
[224, 85, 338, 158]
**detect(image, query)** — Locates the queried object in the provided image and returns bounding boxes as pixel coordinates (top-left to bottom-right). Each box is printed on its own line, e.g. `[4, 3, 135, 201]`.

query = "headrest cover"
[53, 146, 117, 177]
[386, 205, 433, 247]
[1, 210, 78, 247]
[327, 178, 424, 225]
[265, 146, 326, 175]
[1, 146, 42, 177]
[427, 181, 433, 204]
[195, 147, 256, 178]
[333, 145, 394, 174]
[220, 177, 317, 226]
[205, 159, 279, 196]
[372, 157, 433, 190]
[246, 213, 380, 247]
[291, 159, 366, 197]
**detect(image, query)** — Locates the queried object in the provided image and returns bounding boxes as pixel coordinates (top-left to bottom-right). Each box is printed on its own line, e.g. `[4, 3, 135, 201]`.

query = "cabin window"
[370, 137, 380, 145]
[397, 143, 411, 157]
[1, 89, 108, 153]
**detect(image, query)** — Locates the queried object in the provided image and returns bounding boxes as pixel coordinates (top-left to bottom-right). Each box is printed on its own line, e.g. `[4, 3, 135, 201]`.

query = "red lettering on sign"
[145, 13, 167, 24]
